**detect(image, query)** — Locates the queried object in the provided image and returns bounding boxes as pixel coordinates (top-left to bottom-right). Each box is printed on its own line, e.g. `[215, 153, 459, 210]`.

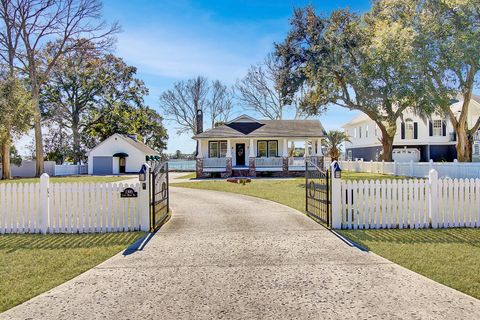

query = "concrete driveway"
[2, 187, 480, 319]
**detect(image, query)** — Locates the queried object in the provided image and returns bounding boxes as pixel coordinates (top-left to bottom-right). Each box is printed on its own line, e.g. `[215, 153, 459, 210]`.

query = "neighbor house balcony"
[203, 157, 227, 172]
[255, 157, 283, 171]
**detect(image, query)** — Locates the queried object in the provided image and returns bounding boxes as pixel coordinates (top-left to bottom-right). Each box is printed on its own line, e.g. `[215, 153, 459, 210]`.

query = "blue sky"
[100, 0, 372, 154]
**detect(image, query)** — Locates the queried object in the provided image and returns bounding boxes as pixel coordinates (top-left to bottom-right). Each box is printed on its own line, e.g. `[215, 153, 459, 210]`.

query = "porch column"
[282, 139, 288, 177]
[249, 138, 256, 177]
[316, 138, 323, 156]
[249, 139, 255, 158]
[304, 139, 310, 157]
[225, 139, 232, 177]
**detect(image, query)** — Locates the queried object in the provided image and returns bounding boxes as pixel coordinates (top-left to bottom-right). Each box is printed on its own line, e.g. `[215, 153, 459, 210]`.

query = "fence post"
[429, 169, 438, 228]
[330, 162, 342, 229]
[39, 173, 50, 234]
[139, 163, 151, 232]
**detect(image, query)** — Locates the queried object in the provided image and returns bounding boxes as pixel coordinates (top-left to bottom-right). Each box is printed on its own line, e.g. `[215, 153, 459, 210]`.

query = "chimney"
[196, 109, 203, 134]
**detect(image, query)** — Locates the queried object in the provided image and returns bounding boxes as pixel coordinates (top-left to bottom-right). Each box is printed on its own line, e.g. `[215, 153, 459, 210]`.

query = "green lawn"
[0, 232, 144, 312]
[338, 229, 480, 299]
[175, 173, 480, 299]
[0, 175, 134, 184]
[173, 172, 196, 180]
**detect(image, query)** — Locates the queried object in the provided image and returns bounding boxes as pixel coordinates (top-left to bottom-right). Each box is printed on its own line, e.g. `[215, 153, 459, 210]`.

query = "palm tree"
[322, 130, 351, 160]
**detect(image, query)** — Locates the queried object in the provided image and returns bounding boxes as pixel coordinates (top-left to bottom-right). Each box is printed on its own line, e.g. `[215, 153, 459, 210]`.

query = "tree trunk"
[455, 129, 472, 162]
[378, 121, 396, 162]
[32, 88, 45, 176]
[72, 113, 81, 164]
[1, 139, 11, 180]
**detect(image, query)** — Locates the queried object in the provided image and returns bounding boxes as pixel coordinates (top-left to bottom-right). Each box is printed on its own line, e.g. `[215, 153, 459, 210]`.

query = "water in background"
[168, 160, 195, 171]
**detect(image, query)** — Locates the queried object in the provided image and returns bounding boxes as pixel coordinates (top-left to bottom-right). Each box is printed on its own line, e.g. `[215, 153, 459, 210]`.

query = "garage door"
[92, 156, 113, 175]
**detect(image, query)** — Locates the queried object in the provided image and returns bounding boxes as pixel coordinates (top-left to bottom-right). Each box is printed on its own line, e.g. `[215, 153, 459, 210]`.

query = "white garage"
[87, 134, 160, 175]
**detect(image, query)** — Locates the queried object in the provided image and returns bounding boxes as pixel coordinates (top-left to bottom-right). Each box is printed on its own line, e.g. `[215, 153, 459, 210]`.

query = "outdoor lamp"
[139, 164, 147, 182]
[333, 161, 342, 178]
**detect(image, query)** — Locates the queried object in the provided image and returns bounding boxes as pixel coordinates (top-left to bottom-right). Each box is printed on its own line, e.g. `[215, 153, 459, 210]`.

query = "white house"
[193, 114, 326, 178]
[87, 134, 159, 175]
[342, 96, 480, 162]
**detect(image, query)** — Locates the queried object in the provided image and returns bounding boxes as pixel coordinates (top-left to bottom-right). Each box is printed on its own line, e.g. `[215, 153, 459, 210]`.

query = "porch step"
[232, 169, 250, 177]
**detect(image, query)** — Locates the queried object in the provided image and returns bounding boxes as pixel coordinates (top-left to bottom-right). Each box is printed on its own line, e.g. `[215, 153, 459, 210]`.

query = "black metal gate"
[305, 157, 331, 227]
[150, 161, 170, 231]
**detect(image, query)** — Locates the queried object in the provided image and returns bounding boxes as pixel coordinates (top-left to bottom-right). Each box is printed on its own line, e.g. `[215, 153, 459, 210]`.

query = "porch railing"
[203, 157, 227, 168]
[288, 157, 305, 167]
[255, 157, 283, 167]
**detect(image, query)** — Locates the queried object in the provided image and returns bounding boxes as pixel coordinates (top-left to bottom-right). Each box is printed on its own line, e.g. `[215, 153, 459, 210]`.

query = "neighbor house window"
[432, 120, 442, 136]
[359, 126, 362, 138]
[209, 141, 227, 158]
[347, 150, 353, 160]
[365, 125, 369, 138]
[474, 144, 480, 155]
[257, 140, 278, 157]
[405, 121, 414, 139]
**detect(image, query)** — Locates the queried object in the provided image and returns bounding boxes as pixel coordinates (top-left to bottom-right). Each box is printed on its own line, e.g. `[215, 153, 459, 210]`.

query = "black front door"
[119, 157, 126, 173]
[236, 144, 245, 166]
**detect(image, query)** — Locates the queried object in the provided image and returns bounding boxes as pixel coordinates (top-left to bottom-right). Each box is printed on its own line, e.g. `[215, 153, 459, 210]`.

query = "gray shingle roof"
[118, 134, 159, 156]
[193, 119, 326, 139]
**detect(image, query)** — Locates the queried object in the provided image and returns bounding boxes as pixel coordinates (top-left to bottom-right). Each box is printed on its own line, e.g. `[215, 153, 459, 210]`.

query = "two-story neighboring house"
[342, 96, 480, 162]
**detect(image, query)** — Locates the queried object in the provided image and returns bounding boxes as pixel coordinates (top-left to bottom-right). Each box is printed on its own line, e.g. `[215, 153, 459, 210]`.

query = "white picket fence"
[339, 159, 480, 179]
[0, 174, 149, 234]
[333, 170, 480, 229]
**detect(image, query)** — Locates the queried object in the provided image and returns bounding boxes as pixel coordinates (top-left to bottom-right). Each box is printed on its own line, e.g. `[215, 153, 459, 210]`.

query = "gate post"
[139, 163, 151, 232]
[330, 162, 342, 229]
[429, 169, 438, 229]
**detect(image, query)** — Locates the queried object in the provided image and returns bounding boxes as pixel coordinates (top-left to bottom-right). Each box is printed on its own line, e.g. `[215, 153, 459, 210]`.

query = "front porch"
[196, 137, 324, 178]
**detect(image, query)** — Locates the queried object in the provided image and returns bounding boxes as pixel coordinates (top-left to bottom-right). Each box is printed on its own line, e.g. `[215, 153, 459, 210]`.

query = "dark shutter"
[442, 121, 447, 136]
[429, 121, 433, 136]
[401, 122, 405, 139]
[414, 122, 418, 139]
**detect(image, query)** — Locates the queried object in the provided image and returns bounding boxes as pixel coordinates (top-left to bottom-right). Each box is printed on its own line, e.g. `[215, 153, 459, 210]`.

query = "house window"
[347, 150, 353, 160]
[374, 125, 378, 137]
[432, 120, 442, 136]
[405, 121, 414, 140]
[257, 140, 278, 157]
[209, 141, 227, 158]
[474, 144, 480, 155]
[365, 125, 369, 138]
[354, 128, 357, 138]
[359, 126, 362, 138]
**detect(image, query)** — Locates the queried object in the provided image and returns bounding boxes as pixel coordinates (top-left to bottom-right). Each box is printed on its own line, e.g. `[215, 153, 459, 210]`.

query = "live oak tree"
[41, 40, 106, 164]
[275, 7, 429, 161]
[0, 0, 119, 176]
[42, 50, 168, 160]
[416, 0, 480, 162]
[0, 76, 33, 179]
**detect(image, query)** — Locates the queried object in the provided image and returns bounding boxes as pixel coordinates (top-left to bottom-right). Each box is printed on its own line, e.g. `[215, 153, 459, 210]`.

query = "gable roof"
[89, 134, 159, 156]
[194, 116, 326, 139]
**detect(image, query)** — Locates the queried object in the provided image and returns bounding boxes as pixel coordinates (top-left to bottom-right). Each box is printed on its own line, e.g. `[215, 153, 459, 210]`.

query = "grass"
[173, 172, 196, 180]
[0, 232, 144, 312]
[337, 229, 480, 299]
[175, 172, 480, 299]
[0, 175, 134, 184]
